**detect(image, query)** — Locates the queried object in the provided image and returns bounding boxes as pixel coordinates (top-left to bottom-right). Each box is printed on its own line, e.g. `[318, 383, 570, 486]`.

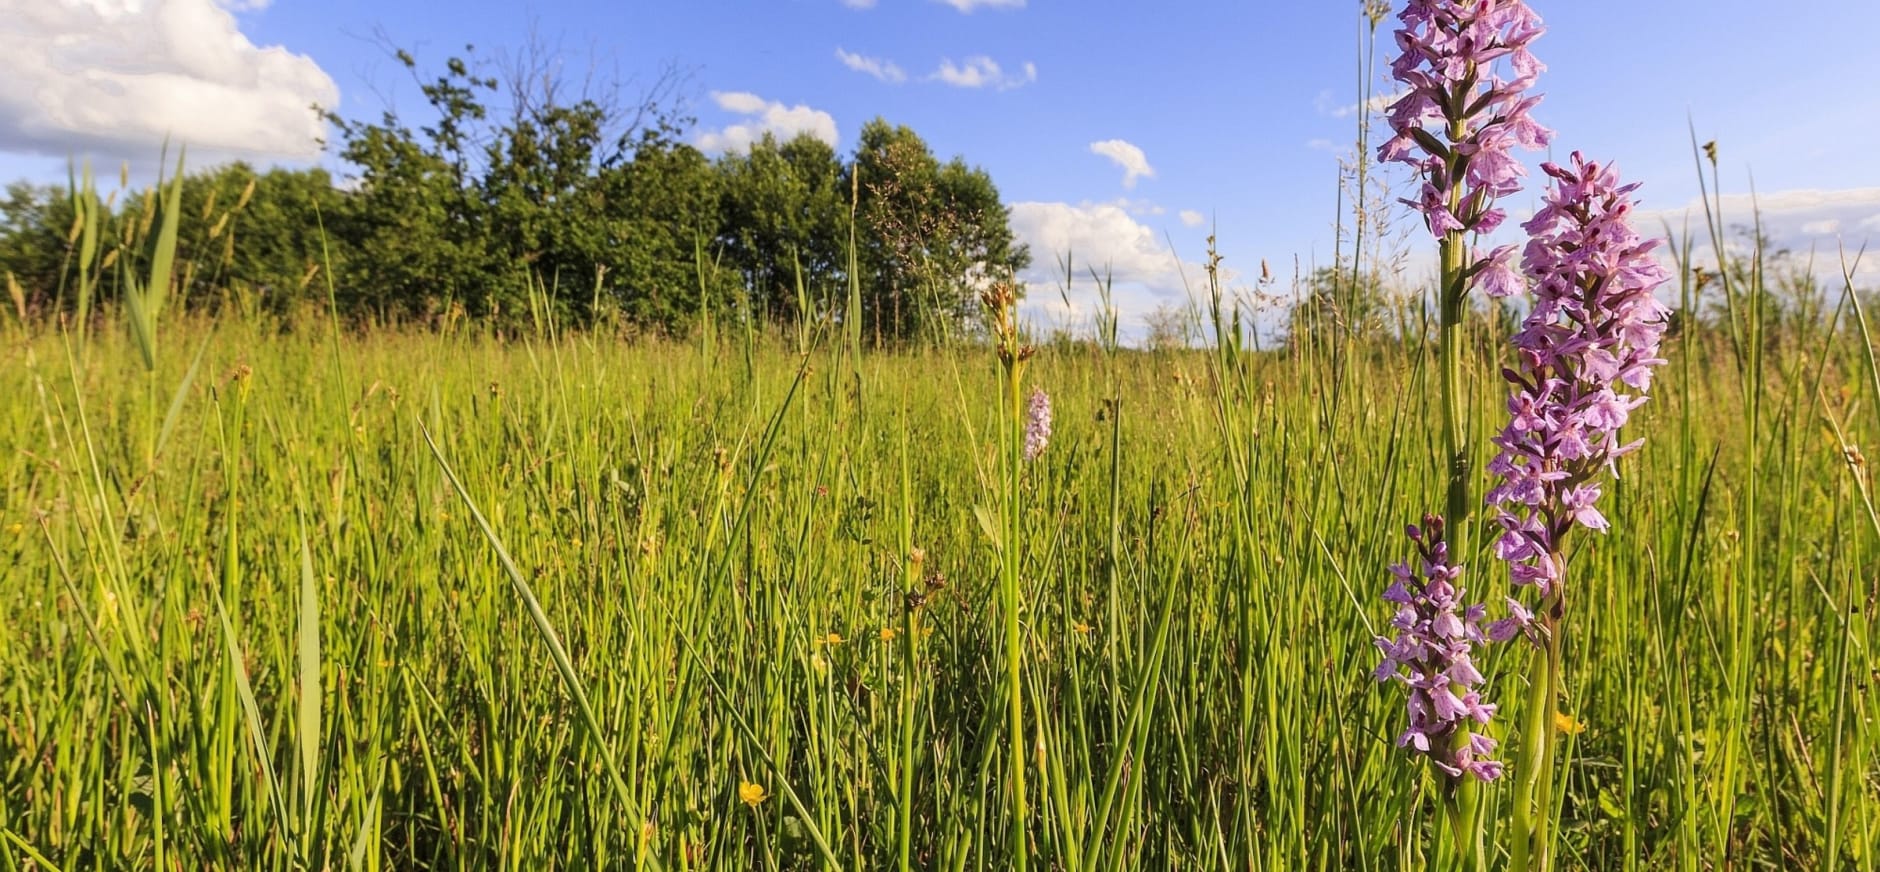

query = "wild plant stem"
[897, 426, 919, 872]
[1439, 218, 1470, 543]
[1003, 357, 1029, 872]
[1449, 771, 1487, 872]
[1509, 587, 1564, 872]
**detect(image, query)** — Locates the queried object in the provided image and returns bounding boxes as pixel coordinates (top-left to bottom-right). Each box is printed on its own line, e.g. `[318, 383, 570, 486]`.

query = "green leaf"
[296, 519, 322, 827]
[973, 502, 1002, 552]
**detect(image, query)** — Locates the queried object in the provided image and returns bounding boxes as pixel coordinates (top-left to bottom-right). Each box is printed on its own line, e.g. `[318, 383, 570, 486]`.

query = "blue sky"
[4, 0, 1877, 335]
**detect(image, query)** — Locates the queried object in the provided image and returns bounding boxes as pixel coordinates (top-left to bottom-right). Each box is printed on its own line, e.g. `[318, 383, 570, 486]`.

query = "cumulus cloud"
[1010, 200, 1239, 342]
[1179, 209, 1206, 228]
[1089, 139, 1155, 189]
[930, 57, 1037, 90]
[935, 0, 1024, 11]
[695, 91, 839, 153]
[0, 0, 339, 166]
[1010, 201, 1193, 289]
[836, 48, 906, 84]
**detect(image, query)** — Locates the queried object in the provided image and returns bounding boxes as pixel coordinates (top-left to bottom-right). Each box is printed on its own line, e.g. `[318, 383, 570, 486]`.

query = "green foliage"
[599, 136, 734, 333]
[1284, 264, 1395, 348]
[211, 166, 350, 319]
[0, 302, 1874, 868]
[322, 49, 508, 323]
[715, 133, 848, 325]
[849, 118, 1032, 344]
[0, 180, 74, 307]
[0, 45, 1030, 345]
[0, 158, 272, 350]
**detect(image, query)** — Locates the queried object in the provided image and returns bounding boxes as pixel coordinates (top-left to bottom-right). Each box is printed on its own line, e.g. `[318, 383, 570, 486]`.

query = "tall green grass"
[2, 205, 1875, 869]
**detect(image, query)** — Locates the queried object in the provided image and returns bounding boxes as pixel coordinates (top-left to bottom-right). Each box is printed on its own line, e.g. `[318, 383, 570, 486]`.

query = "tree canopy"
[0, 45, 1029, 344]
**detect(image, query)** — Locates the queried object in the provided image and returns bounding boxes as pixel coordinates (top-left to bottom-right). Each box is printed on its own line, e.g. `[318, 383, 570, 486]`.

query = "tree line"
[0, 47, 1031, 344]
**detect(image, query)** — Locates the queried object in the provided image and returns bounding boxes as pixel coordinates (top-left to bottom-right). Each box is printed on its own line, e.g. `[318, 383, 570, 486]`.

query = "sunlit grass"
[1, 228, 1875, 870]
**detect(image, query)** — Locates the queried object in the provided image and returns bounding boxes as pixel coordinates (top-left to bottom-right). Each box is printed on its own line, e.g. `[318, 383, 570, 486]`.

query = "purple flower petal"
[1372, 514, 1502, 782]
[1487, 152, 1669, 599]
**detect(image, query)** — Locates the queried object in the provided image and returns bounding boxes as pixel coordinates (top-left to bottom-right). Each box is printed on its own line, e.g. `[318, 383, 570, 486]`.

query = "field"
[1, 263, 1876, 870]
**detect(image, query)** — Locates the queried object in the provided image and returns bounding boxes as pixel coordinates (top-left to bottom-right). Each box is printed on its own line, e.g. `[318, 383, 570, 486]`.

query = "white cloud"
[0, 0, 338, 165]
[1179, 209, 1206, 228]
[1635, 187, 1880, 234]
[1632, 186, 1880, 287]
[1121, 199, 1165, 217]
[836, 48, 906, 84]
[695, 91, 839, 153]
[1089, 139, 1155, 189]
[1010, 200, 1247, 343]
[713, 92, 770, 115]
[1319, 90, 1404, 120]
[930, 56, 1036, 90]
[840, 0, 877, 7]
[935, 0, 1024, 11]
[1009, 201, 1184, 288]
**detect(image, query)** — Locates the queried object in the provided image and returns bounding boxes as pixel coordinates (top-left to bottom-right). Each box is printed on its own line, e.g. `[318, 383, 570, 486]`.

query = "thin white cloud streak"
[1321, 90, 1404, 119]
[935, 0, 1024, 11]
[1632, 186, 1880, 285]
[836, 48, 906, 83]
[930, 56, 1036, 90]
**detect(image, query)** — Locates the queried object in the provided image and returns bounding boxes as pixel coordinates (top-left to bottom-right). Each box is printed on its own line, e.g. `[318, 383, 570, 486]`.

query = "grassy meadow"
[1, 242, 1877, 871]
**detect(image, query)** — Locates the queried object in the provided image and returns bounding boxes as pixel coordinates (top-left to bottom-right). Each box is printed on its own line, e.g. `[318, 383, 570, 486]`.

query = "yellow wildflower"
[1072, 621, 1092, 636]
[738, 781, 768, 808]
[879, 627, 898, 642]
[1554, 711, 1587, 736]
